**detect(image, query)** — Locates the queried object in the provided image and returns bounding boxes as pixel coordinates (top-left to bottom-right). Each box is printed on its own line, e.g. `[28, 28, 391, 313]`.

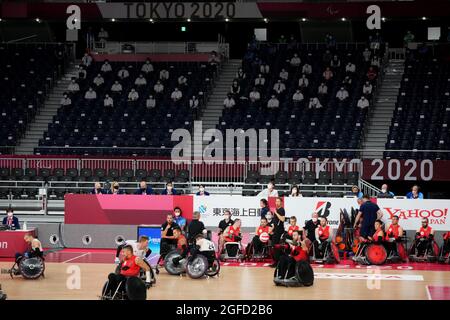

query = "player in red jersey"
[247, 217, 272, 256]
[223, 219, 242, 243]
[276, 230, 309, 279]
[313, 217, 331, 258]
[384, 215, 404, 257]
[415, 218, 435, 257]
[170, 226, 189, 266]
[439, 231, 450, 262]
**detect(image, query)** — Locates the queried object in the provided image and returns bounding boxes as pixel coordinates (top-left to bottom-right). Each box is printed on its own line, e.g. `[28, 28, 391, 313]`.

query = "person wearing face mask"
[134, 180, 153, 195]
[259, 199, 269, 219]
[172, 207, 186, 232]
[357, 95, 370, 109]
[304, 212, 320, 242]
[60, 92, 72, 107]
[217, 210, 234, 254]
[67, 79, 80, 92]
[84, 87, 97, 100]
[378, 183, 394, 198]
[195, 185, 209, 196]
[272, 197, 286, 245]
[289, 185, 302, 197]
[2, 208, 20, 230]
[161, 182, 177, 195]
[406, 185, 424, 199]
[91, 182, 105, 195]
[103, 94, 114, 108]
[257, 181, 278, 199]
[108, 181, 124, 194]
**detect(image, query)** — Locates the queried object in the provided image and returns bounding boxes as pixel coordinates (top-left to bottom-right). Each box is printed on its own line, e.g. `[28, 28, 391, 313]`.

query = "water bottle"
[23, 221, 27, 230]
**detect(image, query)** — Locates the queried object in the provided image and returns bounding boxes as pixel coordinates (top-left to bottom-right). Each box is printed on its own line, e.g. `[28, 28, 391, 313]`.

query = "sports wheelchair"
[245, 232, 272, 262]
[219, 236, 245, 262]
[352, 241, 388, 265]
[100, 263, 150, 300]
[1, 255, 45, 280]
[384, 236, 408, 263]
[309, 240, 340, 264]
[409, 236, 439, 262]
[438, 239, 450, 264]
[164, 247, 221, 279]
[273, 259, 314, 287]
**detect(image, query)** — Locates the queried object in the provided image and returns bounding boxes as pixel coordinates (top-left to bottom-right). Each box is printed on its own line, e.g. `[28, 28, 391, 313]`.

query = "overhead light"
[341, 17, 346, 21]
[421, 16, 427, 20]
[35, 18, 41, 23]
[225, 18, 229, 22]
[187, 18, 191, 22]
[264, 18, 268, 23]
[301, 18, 307, 22]
[382, 17, 386, 22]
[111, 18, 115, 22]
[0, 18, 3, 22]
[149, 18, 154, 23]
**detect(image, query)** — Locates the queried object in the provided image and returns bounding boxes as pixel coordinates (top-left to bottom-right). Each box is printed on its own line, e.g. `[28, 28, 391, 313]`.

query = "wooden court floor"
[1, 261, 450, 300]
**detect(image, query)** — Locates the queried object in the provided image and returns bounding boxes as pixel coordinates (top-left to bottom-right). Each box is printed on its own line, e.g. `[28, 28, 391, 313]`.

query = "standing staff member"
[272, 198, 286, 244]
[354, 195, 383, 239]
[217, 210, 234, 254]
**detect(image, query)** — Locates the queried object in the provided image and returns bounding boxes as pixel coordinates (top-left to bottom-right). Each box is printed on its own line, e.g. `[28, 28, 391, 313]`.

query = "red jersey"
[177, 234, 187, 251]
[373, 229, 384, 242]
[418, 226, 432, 238]
[317, 225, 330, 241]
[256, 225, 270, 236]
[290, 245, 308, 262]
[443, 232, 450, 241]
[225, 226, 241, 242]
[287, 225, 299, 237]
[120, 255, 141, 277]
[385, 224, 401, 240]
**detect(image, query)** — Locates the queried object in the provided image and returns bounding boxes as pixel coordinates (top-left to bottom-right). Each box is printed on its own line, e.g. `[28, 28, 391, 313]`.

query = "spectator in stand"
[290, 53, 301, 68]
[322, 50, 332, 65]
[378, 184, 395, 198]
[292, 89, 304, 106]
[236, 68, 246, 81]
[366, 67, 378, 81]
[134, 180, 153, 195]
[134, 74, 147, 87]
[317, 82, 328, 97]
[273, 79, 286, 95]
[60, 92, 72, 107]
[100, 60, 112, 73]
[254, 74, 266, 88]
[249, 87, 261, 106]
[93, 73, 104, 87]
[403, 31, 415, 48]
[78, 65, 87, 80]
[289, 185, 302, 197]
[3, 208, 20, 230]
[81, 53, 93, 67]
[153, 80, 164, 94]
[357, 96, 370, 109]
[302, 62, 312, 75]
[111, 80, 122, 93]
[308, 97, 322, 109]
[178, 74, 188, 88]
[371, 56, 381, 68]
[230, 80, 241, 98]
[325, 33, 336, 48]
[336, 87, 349, 102]
[223, 93, 236, 109]
[103, 94, 114, 108]
[67, 79, 79, 93]
[161, 181, 178, 195]
[128, 88, 139, 101]
[362, 81, 373, 97]
[196, 185, 210, 196]
[345, 61, 356, 74]
[330, 55, 341, 69]
[342, 76, 352, 88]
[91, 182, 105, 195]
[108, 181, 124, 194]
[208, 51, 220, 70]
[298, 74, 309, 89]
[323, 67, 334, 81]
[159, 68, 170, 81]
[406, 185, 424, 199]
[98, 27, 109, 42]
[257, 181, 279, 198]
[117, 66, 129, 80]
[146, 95, 156, 109]
[267, 95, 280, 109]
[189, 95, 199, 119]
[279, 68, 289, 81]
[141, 59, 154, 74]
[170, 87, 183, 105]
[260, 62, 270, 75]
[362, 48, 372, 63]
[348, 185, 363, 198]
[84, 87, 97, 101]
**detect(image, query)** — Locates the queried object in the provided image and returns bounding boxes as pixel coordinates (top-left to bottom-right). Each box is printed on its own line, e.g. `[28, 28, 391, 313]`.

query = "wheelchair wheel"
[100, 281, 110, 300]
[296, 261, 314, 287]
[205, 258, 221, 277]
[397, 243, 407, 261]
[164, 250, 186, 275]
[366, 244, 387, 265]
[186, 255, 208, 279]
[125, 277, 147, 300]
[330, 242, 340, 263]
[19, 257, 45, 280]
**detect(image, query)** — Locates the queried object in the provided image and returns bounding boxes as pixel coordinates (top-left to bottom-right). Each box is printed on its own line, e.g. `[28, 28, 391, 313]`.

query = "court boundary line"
[62, 252, 90, 263]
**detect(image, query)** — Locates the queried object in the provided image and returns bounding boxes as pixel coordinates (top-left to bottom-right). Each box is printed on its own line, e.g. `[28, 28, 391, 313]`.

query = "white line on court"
[62, 252, 91, 263]
[425, 285, 432, 300]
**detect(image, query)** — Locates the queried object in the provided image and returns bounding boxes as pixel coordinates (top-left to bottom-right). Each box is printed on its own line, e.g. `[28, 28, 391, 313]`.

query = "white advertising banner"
[377, 199, 450, 231]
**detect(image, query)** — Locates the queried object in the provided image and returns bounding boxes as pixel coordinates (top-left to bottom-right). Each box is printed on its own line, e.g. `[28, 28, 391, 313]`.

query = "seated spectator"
[159, 68, 170, 81]
[348, 185, 363, 198]
[330, 55, 341, 69]
[292, 89, 304, 106]
[223, 93, 236, 109]
[128, 88, 139, 101]
[67, 79, 79, 92]
[230, 80, 241, 97]
[255, 74, 266, 87]
[378, 184, 395, 198]
[178, 75, 188, 87]
[91, 182, 105, 195]
[308, 97, 322, 109]
[362, 48, 372, 63]
[208, 51, 220, 69]
[298, 74, 309, 88]
[323, 67, 334, 81]
[267, 95, 280, 109]
[357, 96, 370, 109]
[81, 53, 92, 67]
[196, 184, 210, 196]
[260, 62, 270, 75]
[108, 181, 124, 194]
[60, 93, 72, 107]
[141, 59, 154, 74]
[302, 63, 312, 75]
[161, 181, 178, 195]
[154, 80, 164, 94]
[78, 65, 87, 79]
[111, 80, 122, 93]
[100, 60, 112, 73]
[345, 61, 356, 74]
[279, 68, 289, 81]
[336, 87, 349, 102]
[236, 68, 246, 81]
[134, 74, 147, 87]
[273, 79, 286, 95]
[2, 208, 20, 230]
[84, 87, 97, 100]
[289, 185, 302, 197]
[406, 185, 424, 199]
[249, 87, 261, 105]
[189, 95, 199, 109]
[371, 56, 381, 68]
[146, 95, 156, 109]
[117, 66, 129, 80]
[98, 28, 109, 42]
[322, 50, 332, 65]
[93, 74, 104, 87]
[342, 76, 352, 88]
[257, 181, 278, 198]
[170, 87, 182, 103]
[363, 81, 373, 96]
[290, 53, 301, 67]
[103, 94, 114, 107]
[317, 82, 328, 96]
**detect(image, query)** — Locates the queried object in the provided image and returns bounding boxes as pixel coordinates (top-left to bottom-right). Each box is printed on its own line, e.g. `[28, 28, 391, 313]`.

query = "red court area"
[2, 248, 450, 272]
[427, 286, 450, 300]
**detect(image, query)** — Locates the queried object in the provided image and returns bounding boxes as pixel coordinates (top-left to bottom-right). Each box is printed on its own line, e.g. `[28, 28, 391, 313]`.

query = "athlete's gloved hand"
[114, 257, 120, 264]
[145, 282, 152, 289]
[172, 257, 181, 266]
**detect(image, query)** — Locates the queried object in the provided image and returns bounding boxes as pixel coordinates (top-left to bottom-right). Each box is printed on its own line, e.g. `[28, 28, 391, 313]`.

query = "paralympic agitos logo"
[384, 207, 448, 225]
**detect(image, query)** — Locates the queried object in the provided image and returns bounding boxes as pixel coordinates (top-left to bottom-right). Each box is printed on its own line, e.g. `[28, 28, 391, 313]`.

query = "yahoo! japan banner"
[377, 199, 450, 231]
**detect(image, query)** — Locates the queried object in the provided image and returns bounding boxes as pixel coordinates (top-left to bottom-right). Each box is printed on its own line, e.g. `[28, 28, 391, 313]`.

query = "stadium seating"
[385, 52, 450, 159]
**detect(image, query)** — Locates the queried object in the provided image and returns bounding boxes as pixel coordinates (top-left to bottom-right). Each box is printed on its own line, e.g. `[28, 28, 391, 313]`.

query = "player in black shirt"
[158, 214, 179, 265]
[217, 209, 234, 254]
